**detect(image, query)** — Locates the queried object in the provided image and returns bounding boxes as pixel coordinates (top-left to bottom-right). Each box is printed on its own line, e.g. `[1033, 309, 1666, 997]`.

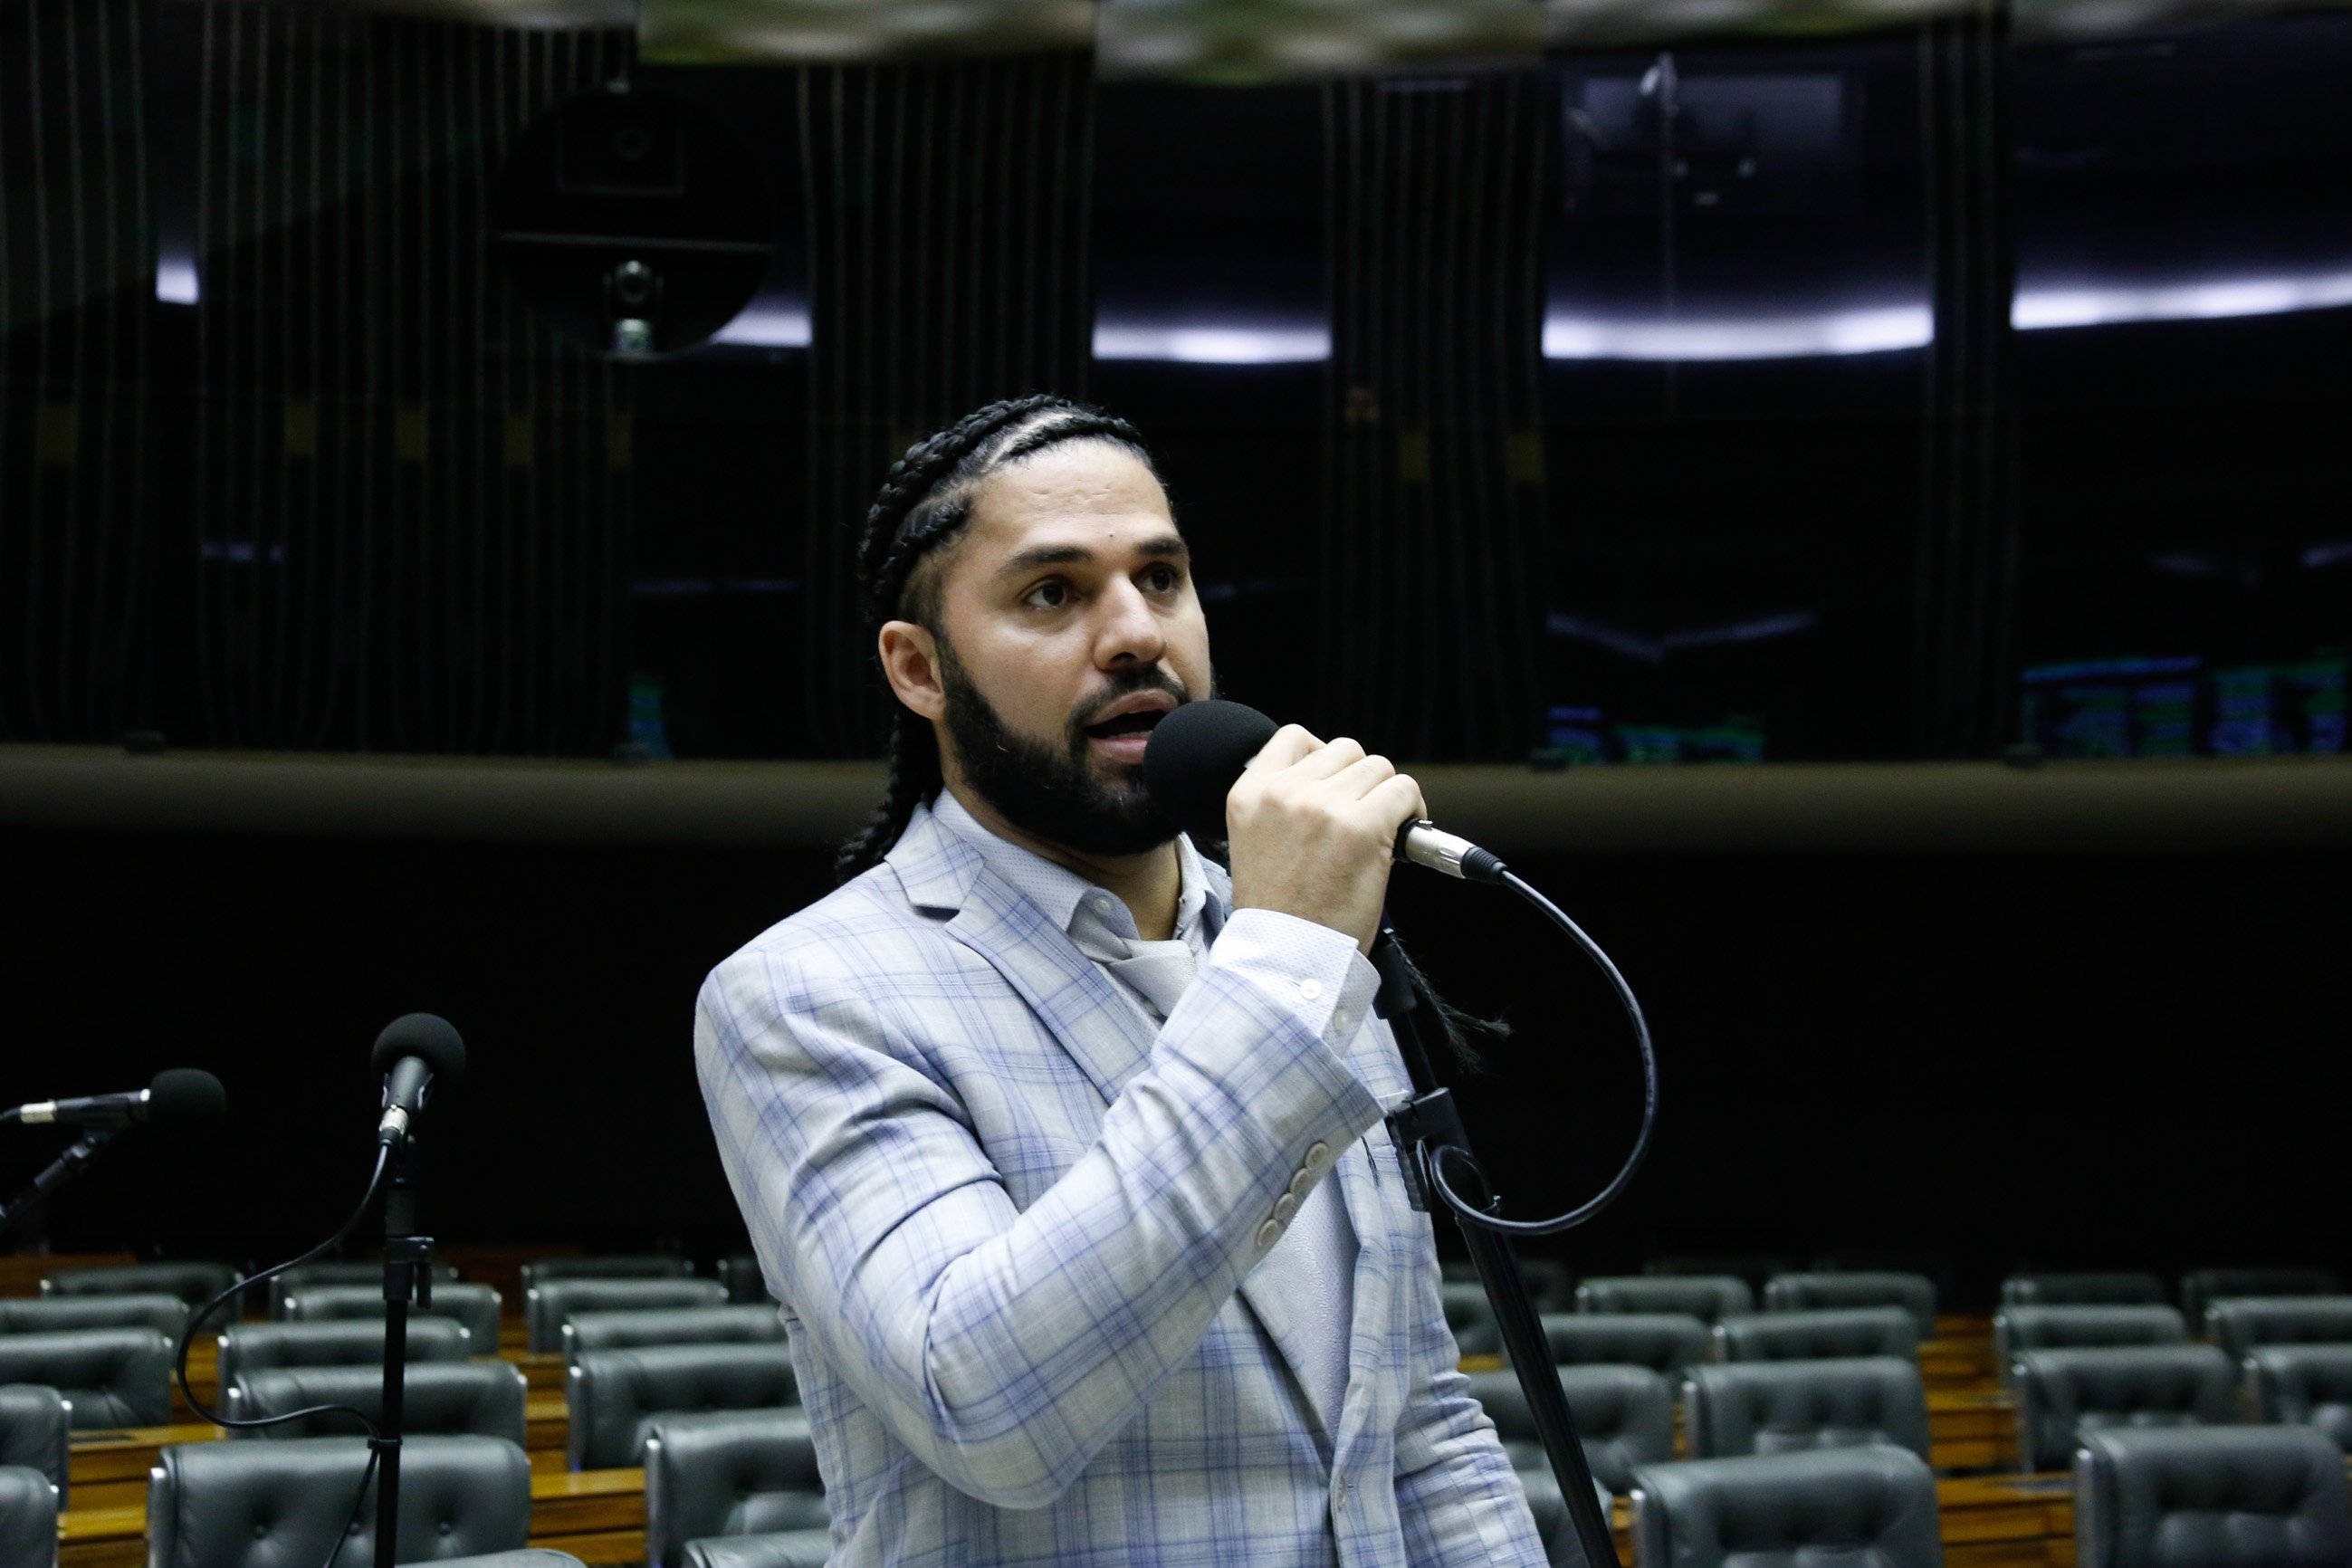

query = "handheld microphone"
[371, 1013, 465, 1146]
[1143, 700, 1508, 884]
[3, 1068, 227, 1130]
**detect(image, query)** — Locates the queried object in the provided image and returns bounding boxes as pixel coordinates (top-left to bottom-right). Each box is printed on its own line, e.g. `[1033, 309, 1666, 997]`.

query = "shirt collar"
[929, 787, 1211, 949]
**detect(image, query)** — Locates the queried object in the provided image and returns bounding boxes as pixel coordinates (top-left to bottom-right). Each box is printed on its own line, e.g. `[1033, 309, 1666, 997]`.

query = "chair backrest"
[2075, 1425, 2352, 1568]
[684, 1533, 836, 1568]
[1440, 1282, 1501, 1356]
[41, 1260, 243, 1310]
[1629, 1445, 1945, 1568]
[0, 1384, 70, 1496]
[2205, 1297, 2352, 1362]
[2012, 1345, 2236, 1473]
[1764, 1273, 1937, 1338]
[1644, 1256, 1795, 1293]
[1685, 1356, 1932, 1462]
[713, 1253, 769, 1305]
[215, 1316, 472, 1387]
[2179, 1269, 2343, 1330]
[564, 1305, 788, 1363]
[281, 1282, 503, 1350]
[520, 1257, 695, 1291]
[1540, 1312, 1711, 1374]
[146, 1434, 530, 1567]
[226, 1361, 529, 1447]
[2248, 1345, 2352, 1455]
[529, 1279, 730, 1356]
[1994, 1306, 2188, 1372]
[266, 1261, 460, 1321]
[1463, 1365, 1673, 1494]
[0, 1293, 190, 1341]
[568, 1343, 800, 1470]
[643, 1407, 828, 1568]
[0, 1328, 172, 1429]
[1576, 1276, 1754, 1325]
[1716, 1308, 1918, 1364]
[0, 1463, 57, 1568]
[2001, 1272, 2168, 1309]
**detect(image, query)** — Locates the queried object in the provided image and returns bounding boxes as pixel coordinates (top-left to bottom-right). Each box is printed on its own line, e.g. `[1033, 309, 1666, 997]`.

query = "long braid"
[835, 395, 1156, 883]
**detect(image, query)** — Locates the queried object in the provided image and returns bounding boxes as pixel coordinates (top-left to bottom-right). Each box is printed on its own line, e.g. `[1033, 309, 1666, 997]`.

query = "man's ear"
[878, 620, 946, 722]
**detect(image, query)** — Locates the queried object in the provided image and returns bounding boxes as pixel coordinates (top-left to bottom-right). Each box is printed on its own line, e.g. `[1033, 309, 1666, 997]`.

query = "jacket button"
[1272, 1194, 1297, 1227]
[1288, 1170, 1313, 1201]
[1254, 1219, 1282, 1249]
[1304, 1141, 1331, 1172]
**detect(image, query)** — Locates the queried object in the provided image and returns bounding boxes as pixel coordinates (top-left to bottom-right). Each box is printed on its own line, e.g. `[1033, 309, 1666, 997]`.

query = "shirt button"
[1298, 978, 1324, 1002]
[1272, 1193, 1297, 1227]
[1254, 1219, 1282, 1248]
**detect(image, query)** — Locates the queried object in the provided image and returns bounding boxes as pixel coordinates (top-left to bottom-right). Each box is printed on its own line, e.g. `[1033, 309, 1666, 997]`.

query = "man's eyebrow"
[993, 533, 1190, 579]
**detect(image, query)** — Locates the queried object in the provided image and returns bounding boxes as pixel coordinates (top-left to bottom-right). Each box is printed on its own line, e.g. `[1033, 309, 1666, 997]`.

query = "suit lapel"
[887, 804, 1159, 1107]
[894, 816, 1355, 1436]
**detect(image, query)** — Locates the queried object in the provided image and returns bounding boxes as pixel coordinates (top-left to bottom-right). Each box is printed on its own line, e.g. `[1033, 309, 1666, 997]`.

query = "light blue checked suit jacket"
[695, 801, 1546, 1567]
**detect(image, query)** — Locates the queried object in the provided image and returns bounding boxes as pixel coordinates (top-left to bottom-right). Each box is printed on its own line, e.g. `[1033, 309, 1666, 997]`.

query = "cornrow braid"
[834, 395, 1160, 883]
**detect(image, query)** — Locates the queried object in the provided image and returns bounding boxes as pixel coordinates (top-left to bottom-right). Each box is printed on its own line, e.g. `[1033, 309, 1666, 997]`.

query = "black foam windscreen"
[146, 1068, 226, 1128]
[370, 1012, 466, 1089]
[1143, 699, 1279, 845]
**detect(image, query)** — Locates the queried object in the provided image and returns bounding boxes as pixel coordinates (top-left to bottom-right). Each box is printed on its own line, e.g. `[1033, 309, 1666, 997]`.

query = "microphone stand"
[374, 1133, 433, 1568]
[0, 1126, 123, 1241]
[1371, 924, 1621, 1568]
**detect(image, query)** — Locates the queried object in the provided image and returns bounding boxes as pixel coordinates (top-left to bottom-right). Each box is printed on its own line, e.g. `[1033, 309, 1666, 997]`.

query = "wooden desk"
[66, 1424, 222, 1512]
[505, 1347, 569, 1392]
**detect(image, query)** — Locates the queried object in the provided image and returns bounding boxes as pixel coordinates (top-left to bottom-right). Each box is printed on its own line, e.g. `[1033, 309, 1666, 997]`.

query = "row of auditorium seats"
[1443, 1263, 2349, 1346]
[1598, 1425, 2352, 1568]
[10, 1250, 2351, 1568]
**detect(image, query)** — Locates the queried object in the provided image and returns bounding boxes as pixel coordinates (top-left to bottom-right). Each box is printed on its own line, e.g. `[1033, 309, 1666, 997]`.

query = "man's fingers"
[1246, 723, 1324, 771]
[1326, 752, 1397, 800]
[1363, 771, 1428, 830]
[1287, 736, 1370, 781]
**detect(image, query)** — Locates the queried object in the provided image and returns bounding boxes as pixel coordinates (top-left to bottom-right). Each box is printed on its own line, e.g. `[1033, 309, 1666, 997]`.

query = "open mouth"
[1084, 709, 1168, 741]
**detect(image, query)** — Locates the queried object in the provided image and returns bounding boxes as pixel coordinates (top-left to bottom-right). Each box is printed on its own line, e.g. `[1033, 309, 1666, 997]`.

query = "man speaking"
[695, 395, 1546, 1566]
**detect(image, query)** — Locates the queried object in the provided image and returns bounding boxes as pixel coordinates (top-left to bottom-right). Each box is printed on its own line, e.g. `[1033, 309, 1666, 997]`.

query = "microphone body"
[5, 1069, 225, 1130]
[1143, 700, 1507, 884]
[372, 1013, 466, 1145]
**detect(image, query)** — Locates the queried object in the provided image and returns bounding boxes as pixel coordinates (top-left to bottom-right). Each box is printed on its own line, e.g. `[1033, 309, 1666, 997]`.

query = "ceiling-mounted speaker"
[491, 82, 773, 359]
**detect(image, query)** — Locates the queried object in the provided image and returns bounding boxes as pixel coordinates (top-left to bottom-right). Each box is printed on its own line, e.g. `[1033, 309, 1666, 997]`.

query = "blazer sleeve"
[694, 907, 1387, 1510]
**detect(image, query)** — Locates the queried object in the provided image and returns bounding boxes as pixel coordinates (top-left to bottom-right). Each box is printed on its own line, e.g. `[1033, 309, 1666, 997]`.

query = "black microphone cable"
[174, 1143, 395, 1568]
[1414, 867, 1659, 1238]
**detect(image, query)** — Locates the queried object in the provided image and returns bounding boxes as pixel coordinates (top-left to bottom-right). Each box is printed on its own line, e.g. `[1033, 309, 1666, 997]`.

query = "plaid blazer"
[695, 802, 1544, 1567]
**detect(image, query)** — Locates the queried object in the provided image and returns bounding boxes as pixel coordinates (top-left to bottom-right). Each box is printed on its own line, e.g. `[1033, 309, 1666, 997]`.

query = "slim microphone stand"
[1371, 924, 1621, 1568]
[375, 1134, 433, 1568]
[0, 1126, 122, 1241]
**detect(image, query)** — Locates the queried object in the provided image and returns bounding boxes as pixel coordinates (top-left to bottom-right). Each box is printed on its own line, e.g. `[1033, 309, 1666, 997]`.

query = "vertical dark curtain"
[793, 52, 1096, 757]
[1913, 4, 2019, 759]
[185, 11, 634, 754]
[1321, 72, 1551, 762]
[0, 0, 157, 745]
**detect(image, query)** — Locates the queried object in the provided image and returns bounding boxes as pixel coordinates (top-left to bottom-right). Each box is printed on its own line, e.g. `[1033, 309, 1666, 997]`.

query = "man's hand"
[1225, 725, 1428, 955]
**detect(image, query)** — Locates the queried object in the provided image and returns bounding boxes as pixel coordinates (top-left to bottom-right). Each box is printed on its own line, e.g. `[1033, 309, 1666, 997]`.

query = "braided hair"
[835, 395, 1159, 883]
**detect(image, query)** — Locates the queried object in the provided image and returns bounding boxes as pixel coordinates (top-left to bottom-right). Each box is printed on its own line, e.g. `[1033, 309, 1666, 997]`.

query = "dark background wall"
[6, 820, 2341, 1307]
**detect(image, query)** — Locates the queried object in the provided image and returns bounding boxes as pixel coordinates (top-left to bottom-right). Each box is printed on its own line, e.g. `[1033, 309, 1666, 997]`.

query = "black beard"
[939, 645, 1197, 857]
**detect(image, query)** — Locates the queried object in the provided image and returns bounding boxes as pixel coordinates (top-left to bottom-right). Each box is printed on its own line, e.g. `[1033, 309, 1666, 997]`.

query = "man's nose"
[1094, 577, 1168, 667]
